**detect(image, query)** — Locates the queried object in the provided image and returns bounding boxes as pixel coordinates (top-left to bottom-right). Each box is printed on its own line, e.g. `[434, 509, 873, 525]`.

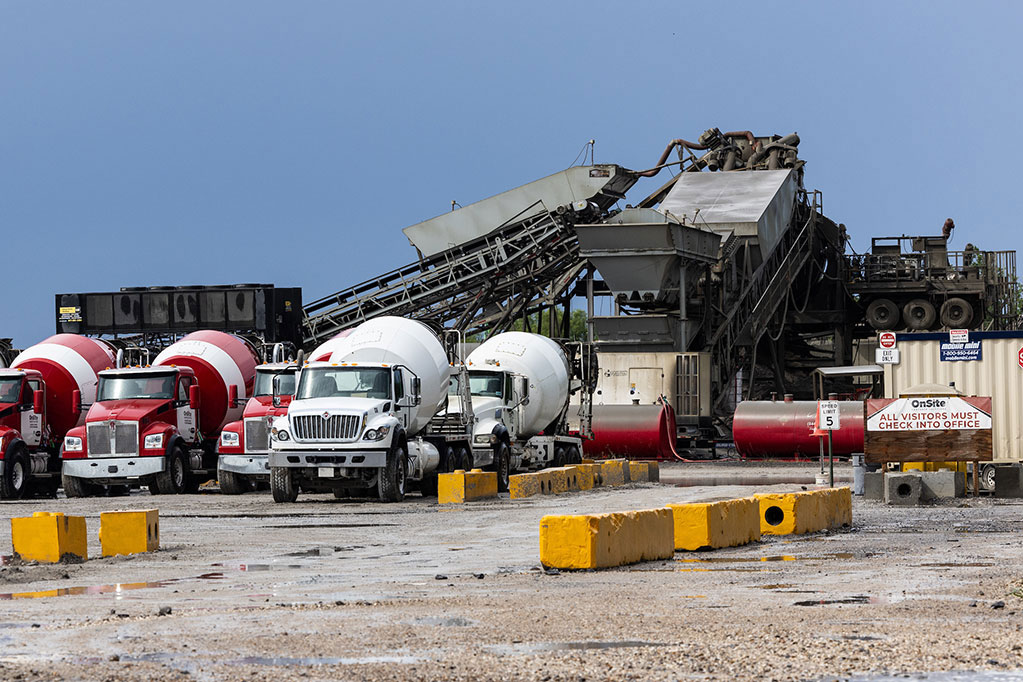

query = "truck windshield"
[297, 367, 391, 400]
[254, 370, 296, 397]
[0, 378, 22, 403]
[98, 374, 176, 401]
[468, 372, 503, 399]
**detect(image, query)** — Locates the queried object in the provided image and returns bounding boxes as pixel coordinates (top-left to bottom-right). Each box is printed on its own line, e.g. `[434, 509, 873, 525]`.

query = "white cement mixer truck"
[459, 332, 595, 490]
[267, 317, 474, 502]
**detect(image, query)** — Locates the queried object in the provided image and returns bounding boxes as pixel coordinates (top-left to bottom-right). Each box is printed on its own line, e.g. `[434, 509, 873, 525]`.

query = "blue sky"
[2, 1, 1021, 348]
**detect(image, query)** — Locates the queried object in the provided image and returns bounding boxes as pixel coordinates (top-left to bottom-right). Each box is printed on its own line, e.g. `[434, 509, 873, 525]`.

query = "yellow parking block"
[567, 464, 596, 490]
[11, 512, 87, 563]
[667, 497, 761, 551]
[99, 509, 160, 557]
[539, 508, 674, 570]
[600, 460, 626, 487]
[509, 472, 542, 499]
[756, 488, 852, 535]
[438, 469, 498, 504]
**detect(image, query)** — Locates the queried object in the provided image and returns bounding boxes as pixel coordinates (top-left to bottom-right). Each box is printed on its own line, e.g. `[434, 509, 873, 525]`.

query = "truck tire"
[456, 446, 472, 471]
[865, 299, 899, 330]
[566, 445, 582, 465]
[441, 445, 458, 473]
[492, 442, 510, 493]
[219, 469, 248, 495]
[552, 447, 566, 468]
[0, 447, 29, 500]
[940, 298, 974, 328]
[153, 446, 187, 495]
[62, 472, 93, 498]
[378, 442, 407, 502]
[270, 467, 298, 503]
[902, 299, 936, 330]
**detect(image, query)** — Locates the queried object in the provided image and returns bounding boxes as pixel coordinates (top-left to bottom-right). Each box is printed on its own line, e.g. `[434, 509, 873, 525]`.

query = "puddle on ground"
[852, 672, 1023, 681]
[919, 562, 995, 568]
[265, 523, 397, 529]
[0, 572, 225, 600]
[410, 616, 475, 627]
[755, 584, 795, 589]
[794, 595, 885, 606]
[229, 654, 422, 666]
[486, 640, 664, 656]
[678, 553, 863, 564]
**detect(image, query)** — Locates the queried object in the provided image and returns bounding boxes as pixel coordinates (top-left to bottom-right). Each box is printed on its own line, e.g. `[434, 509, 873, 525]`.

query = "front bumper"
[269, 448, 388, 469]
[63, 456, 165, 481]
[218, 454, 270, 477]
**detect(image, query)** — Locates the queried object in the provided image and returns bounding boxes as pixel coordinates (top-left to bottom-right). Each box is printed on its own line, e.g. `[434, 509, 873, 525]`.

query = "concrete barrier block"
[438, 469, 498, 504]
[667, 497, 761, 551]
[600, 460, 626, 487]
[995, 464, 1023, 498]
[756, 489, 850, 535]
[546, 467, 572, 494]
[864, 472, 885, 500]
[647, 461, 660, 483]
[509, 472, 542, 499]
[539, 508, 674, 570]
[567, 464, 596, 491]
[11, 512, 87, 563]
[885, 473, 923, 506]
[920, 471, 966, 500]
[99, 509, 160, 557]
[629, 461, 653, 483]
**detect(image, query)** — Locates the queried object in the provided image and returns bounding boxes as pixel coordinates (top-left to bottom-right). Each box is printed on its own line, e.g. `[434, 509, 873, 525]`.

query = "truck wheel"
[219, 469, 247, 495]
[378, 442, 407, 502]
[154, 447, 187, 495]
[902, 299, 937, 330]
[62, 473, 93, 498]
[0, 448, 29, 500]
[270, 467, 298, 503]
[566, 445, 582, 465]
[940, 298, 974, 328]
[457, 446, 472, 471]
[493, 442, 511, 493]
[865, 299, 899, 330]
[552, 447, 566, 468]
[442, 446, 458, 473]
[982, 464, 996, 492]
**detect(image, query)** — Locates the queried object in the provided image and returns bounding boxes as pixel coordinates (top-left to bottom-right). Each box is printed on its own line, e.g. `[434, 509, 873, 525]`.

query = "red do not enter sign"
[1018, 347, 1023, 369]
[879, 332, 896, 349]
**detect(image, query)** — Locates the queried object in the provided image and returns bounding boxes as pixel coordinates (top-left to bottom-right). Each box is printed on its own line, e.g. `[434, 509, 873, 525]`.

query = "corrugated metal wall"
[884, 333, 1023, 462]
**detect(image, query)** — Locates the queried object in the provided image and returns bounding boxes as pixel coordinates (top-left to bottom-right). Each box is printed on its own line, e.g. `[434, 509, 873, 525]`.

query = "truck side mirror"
[228, 384, 239, 409]
[411, 377, 422, 406]
[33, 389, 44, 415]
[189, 384, 201, 411]
[72, 389, 81, 415]
[272, 375, 283, 408]
[519, 377, 530, 406]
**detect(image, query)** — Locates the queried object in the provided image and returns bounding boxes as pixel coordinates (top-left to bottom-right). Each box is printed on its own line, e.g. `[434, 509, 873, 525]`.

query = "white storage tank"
[327, 317, 451, 435]
[467, 332, 570, 437]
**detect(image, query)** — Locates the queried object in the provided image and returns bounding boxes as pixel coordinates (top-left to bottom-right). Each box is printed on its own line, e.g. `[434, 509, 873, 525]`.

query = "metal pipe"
[634, 138, 710, 177]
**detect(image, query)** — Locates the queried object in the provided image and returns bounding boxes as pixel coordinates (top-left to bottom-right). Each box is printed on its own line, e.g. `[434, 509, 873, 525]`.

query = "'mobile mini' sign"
[864, 396, 992, 463]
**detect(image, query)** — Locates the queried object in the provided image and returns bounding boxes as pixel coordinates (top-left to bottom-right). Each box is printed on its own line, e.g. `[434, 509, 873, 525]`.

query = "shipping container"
[883, 331, 1023, 463]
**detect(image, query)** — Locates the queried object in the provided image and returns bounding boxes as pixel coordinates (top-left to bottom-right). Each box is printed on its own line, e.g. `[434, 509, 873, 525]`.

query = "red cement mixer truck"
[0, 334, 117, 498]
[61, 330, 258, 496]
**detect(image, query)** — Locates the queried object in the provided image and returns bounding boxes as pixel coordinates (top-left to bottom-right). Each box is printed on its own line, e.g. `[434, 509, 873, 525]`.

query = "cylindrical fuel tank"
[466, 332, 570, 437]
[309, 329, 353, 362]
[12, 334, 117, 438]
[584, 402, 676, 460]
[327, 317, 450, 435]
[153, 330, 259, 436]
[732, 400, 864, 458]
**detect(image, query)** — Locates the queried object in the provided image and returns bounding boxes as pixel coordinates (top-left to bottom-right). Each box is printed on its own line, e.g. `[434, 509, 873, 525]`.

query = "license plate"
[317, 467, 334, 478]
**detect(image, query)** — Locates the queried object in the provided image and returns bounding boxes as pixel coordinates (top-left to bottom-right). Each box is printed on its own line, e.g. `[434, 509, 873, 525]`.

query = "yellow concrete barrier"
[569, 464, 596, 490]
[666, 497, 761, 551]
[438, 469, 498, 504]
[647, 461, 660, 483]
[756, 488, 852, 535]
[99, 509, 160, 557]
[539, 508, 674, 570]
[509, 472, 542, 499]
[600, 460, 626, 487]
[11, 512, 87, 563]
[629, 461, 663, 483]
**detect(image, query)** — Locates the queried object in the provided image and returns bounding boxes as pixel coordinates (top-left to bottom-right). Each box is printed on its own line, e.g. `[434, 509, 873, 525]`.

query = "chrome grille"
[86, 421, 138, 457]
[244, 418, 270, 452]
[293, 414, 361, 442]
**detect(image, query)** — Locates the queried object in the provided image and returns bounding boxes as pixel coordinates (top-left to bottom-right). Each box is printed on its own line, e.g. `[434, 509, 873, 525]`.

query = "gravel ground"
[1, 461, 1022, 681]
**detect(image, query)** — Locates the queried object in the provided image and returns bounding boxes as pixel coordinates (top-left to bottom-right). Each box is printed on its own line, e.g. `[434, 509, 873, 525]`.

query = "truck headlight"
[144, 433, 164, 450]
[363, 425, 390, 441]
[220, 431, 240, 447]
[474, 434, 498, 445]
[271, 427, 290, 442]
[63, 436, 83, 452]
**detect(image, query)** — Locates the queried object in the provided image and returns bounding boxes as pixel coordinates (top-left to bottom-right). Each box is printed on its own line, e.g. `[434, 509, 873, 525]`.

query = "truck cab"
[62, 366, 203, 496]
[0, 368, 53, 497]
[216, 363, 297, 493]
[269, 361, 429, 501]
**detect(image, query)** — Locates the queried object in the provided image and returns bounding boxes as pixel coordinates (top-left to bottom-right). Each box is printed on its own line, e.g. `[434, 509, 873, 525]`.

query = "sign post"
[817, 400, 841, 487]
